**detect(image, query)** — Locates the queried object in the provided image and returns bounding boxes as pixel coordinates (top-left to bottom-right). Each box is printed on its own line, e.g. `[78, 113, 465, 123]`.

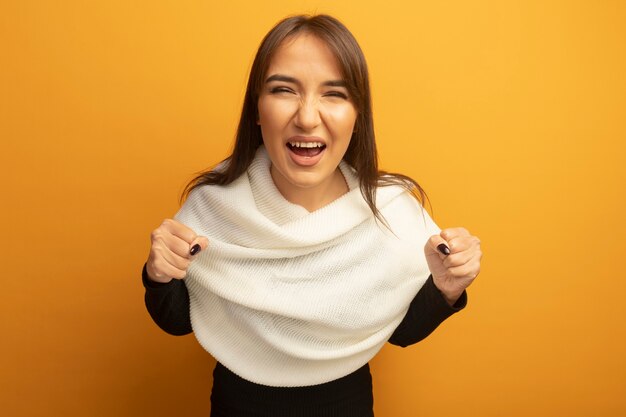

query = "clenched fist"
[146, 219, 209, 283]
[424, 227, 482, 306]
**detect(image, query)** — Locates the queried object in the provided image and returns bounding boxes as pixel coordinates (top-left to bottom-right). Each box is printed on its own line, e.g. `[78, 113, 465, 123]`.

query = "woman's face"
[257, 33, 357, 205]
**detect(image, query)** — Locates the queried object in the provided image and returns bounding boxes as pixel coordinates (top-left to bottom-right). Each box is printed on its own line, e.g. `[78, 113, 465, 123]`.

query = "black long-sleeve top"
[142, 265, 466, 416]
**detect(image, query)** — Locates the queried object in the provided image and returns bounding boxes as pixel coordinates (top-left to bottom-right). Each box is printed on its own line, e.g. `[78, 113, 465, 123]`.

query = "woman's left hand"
[424, 227, 482, 306]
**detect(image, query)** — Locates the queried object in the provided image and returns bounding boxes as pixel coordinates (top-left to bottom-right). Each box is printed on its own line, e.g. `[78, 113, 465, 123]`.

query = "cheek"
[323, 106, 357, 135]
[257, 99, 271, 126]
[258, 100, 297, 130]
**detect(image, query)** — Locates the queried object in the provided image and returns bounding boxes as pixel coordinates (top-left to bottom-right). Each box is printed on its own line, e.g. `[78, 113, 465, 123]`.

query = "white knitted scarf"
[175, 146, 439, 387]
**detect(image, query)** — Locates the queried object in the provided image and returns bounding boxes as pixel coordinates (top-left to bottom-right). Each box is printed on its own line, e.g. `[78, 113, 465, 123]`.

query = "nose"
[293, 98, 321, 131]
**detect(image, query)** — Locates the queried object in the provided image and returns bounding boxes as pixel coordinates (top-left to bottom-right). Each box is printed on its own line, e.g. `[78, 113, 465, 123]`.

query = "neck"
[270, 166, 349, 212]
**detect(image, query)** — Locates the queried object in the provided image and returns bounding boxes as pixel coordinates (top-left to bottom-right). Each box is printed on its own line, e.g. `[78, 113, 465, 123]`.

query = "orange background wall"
[2, 1, 625, 416]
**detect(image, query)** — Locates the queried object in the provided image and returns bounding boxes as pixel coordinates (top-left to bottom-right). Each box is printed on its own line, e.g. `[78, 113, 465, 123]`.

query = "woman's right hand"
[146, 219, 209, 283]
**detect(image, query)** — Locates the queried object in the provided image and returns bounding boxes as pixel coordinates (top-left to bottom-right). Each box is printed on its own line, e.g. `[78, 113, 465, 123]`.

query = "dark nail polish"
[190, 244, 201, 256]
[437, 243, 450, 255]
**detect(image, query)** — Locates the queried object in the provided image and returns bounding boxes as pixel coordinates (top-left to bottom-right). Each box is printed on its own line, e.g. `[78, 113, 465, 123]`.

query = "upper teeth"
[289, 142, 324, 148]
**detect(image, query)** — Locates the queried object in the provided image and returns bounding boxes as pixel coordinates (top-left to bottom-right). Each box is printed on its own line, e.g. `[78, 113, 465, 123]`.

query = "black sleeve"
[388, 275, 467, 347]
[142, 264, 193, 336]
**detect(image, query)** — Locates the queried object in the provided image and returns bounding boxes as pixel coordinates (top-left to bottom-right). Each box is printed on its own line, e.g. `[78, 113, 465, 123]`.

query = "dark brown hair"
[182, 14, 428, 221]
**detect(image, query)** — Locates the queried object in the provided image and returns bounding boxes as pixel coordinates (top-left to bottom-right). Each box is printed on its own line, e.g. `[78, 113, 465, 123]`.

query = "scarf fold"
[175, 146, 439, 387]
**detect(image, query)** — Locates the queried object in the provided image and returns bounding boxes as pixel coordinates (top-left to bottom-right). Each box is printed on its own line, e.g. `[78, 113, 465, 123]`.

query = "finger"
[190, 236, 210, 256]
[440, 227, 471, 242]
[155, 245, 191, 271]
[161, 218, 198, 244]
[447, 235, 481, 255]
[152, 228, 194, 259]
[425, 234, 451, 257]
[446, 252, 482, 279]
[443, 247, 476, 268]
[149, 257, 187, 280]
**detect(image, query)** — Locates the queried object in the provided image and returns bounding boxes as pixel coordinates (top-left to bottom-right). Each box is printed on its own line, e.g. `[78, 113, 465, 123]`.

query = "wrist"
[442, 291, 463, 306]
[435, 282, 463, 306]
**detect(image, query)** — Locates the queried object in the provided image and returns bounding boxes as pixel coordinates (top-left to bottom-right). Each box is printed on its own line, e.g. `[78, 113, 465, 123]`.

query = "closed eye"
[324, 91, 349, 99]
[269, 86, 295, 95]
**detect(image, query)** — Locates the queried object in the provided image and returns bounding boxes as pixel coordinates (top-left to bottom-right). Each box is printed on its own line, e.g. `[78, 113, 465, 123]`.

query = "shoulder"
[381, 189, 440, 239]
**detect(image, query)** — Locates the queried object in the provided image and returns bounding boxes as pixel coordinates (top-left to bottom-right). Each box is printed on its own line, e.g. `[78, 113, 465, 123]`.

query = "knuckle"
[152, 259, 164, 274]
[161, 218, 175, 230]
[449, 266, 462, 277]
[448, 238, 461, 251]
[446, 253, 460, 266]
[471, 261, 481, 276]
[181, 259, 191, 270]
[151, 245, 164, 258]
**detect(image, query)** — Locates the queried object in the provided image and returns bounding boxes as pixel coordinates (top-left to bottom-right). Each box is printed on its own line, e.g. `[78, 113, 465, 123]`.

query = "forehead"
[266, 33, 343, 79]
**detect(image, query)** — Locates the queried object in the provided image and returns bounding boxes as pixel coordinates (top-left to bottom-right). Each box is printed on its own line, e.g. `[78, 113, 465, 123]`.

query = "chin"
[284, 171, 328, 189]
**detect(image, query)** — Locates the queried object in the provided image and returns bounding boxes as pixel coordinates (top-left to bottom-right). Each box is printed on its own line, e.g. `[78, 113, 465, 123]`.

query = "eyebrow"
[265, 74, 347, 88]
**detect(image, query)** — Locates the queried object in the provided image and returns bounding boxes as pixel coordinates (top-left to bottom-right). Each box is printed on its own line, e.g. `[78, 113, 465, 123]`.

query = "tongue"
[290, 146, 323, 157]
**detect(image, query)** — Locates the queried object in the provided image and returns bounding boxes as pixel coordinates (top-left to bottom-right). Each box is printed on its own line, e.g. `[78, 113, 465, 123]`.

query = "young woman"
[143, 14, 482, 417]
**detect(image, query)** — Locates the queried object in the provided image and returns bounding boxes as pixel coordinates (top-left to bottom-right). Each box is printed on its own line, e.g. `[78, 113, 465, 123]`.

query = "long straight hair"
[182, 14, 428, 221]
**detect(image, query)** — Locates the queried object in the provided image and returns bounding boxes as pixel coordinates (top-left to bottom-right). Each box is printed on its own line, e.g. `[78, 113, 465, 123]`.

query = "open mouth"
[286, 141, 326, 158]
